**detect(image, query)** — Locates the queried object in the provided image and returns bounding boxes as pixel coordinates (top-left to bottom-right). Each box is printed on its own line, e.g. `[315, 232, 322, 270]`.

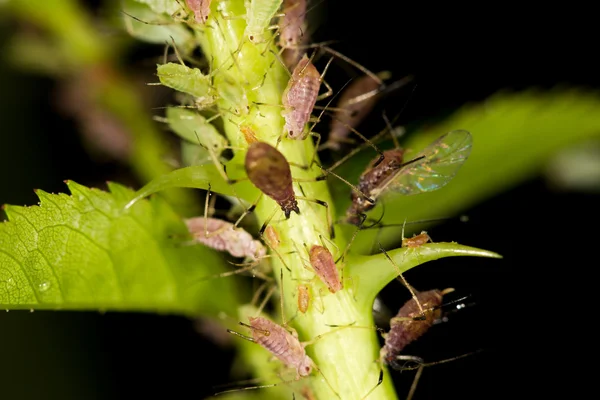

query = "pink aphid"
[282, 54, 321, 139]
[185, 217, 266, 260]
[247, 316, 313, 379]
[309, 245, 342, 293]
[186, 0, 211, 23]
[278, 0, 307, 50]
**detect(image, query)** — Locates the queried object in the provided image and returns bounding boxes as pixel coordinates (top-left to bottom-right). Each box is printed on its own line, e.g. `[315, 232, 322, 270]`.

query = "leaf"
[333, 89, 600, 252]
[349, 242, 502, 308]
[0, 181, 240, 316]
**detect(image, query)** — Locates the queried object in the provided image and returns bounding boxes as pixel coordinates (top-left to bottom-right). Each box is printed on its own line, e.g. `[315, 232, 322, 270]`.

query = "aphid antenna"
[378, 243, 427, 318]
[392, 350, 485, 400]
[289, 43, 383, 86]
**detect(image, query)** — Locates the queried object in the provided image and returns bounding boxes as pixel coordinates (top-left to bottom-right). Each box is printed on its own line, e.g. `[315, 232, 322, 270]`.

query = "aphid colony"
[123, 0, 476, 398]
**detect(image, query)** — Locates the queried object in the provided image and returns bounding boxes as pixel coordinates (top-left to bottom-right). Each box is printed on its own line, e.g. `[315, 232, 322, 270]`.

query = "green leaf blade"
[0, 181, 240, 316]
[350, 242, 502, 307]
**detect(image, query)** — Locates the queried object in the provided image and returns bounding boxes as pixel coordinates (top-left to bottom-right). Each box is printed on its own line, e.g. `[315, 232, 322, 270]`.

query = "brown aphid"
[346, 149, 405, 225]
[344, 130, 473, 225]
[246, 316, 313, 379]
[297, 284, 310, 313]
[185, 216, 266, 260]
[282, 54, 321, 139]
[379, 289, 446, 366]
[402, 231, 432, 248]
[326, 73, 387, 151]
[245, 142, 300, 218]
[186, 0, 211, 23]
[309, 245, 342, 293]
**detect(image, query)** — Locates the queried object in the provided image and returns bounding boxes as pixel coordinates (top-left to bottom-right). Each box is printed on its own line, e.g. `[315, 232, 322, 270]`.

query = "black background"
[0, 1, 598, 399]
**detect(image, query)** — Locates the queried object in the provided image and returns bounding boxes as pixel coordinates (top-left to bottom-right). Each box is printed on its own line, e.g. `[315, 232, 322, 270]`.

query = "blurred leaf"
[333, 89, 600, 252]
[0, 181, 239, 316]
[544, 139, 600, 192]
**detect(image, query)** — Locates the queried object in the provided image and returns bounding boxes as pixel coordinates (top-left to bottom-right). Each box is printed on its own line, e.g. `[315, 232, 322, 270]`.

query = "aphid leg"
[378, 243, 426, 319]
[251, 279, 275, 306]
[296, 196, 334, 239]
[255, 283, 278, 316]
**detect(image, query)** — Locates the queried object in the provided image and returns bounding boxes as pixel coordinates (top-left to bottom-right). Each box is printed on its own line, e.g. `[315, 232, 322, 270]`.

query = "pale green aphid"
[213, 73, 250, 115]
[166, 107, 228, 154]
[121, 0, 196, 54]
[244, 0, 284, 43]
[157, 62, 218, 108]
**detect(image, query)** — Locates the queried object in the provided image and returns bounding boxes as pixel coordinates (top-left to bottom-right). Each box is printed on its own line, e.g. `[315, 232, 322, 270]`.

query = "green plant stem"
[198, 2, 396, 399]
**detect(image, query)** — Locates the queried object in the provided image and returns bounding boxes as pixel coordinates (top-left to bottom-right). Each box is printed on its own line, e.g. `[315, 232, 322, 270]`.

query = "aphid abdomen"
[245, 0, 284, 43]
[245, 142, 299, 218]
[309, 245, 342, 293]
[278, 0, 306, 49]
[248, 317, 313, 376]
[328, 75, 382, 150]
[282, 55, 321, 139]
[380, 289, 443, 364]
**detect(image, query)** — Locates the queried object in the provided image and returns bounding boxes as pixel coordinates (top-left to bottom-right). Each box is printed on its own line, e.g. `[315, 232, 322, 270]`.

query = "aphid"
[345, 130, 473, 226]
[282, 54, 332, 139]
[245, 0, 284, 43]
[222, 271, 340, 397]
[185, 0, 211, 23]
[156, 62, 217, 108]
[379, 288, 451, 366]
[360, 287, 464, 400]
[163, 107, 228, 155]
[324, 73, 387, 151]
[240, 124, 259, 145]
[120, 0, 197, 53]
[278, 0, 309, 70]
[297, 284, 310, 313]
[402, 231, 432, 248]
[229, 141, 333, 238]
[278, 0, 307, 50]
[308, 244, 342, 293]
[264, 225, 281, 248]
[185, 216, 267, 260]
[245, 141, 300, 218]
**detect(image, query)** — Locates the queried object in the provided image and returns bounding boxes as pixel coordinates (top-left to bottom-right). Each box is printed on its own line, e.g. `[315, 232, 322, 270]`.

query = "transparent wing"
[371, 130, 473, 198]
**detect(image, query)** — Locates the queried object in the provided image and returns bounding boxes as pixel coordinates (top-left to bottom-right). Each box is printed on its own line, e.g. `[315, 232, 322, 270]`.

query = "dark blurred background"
[1, 1, 598, 399]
